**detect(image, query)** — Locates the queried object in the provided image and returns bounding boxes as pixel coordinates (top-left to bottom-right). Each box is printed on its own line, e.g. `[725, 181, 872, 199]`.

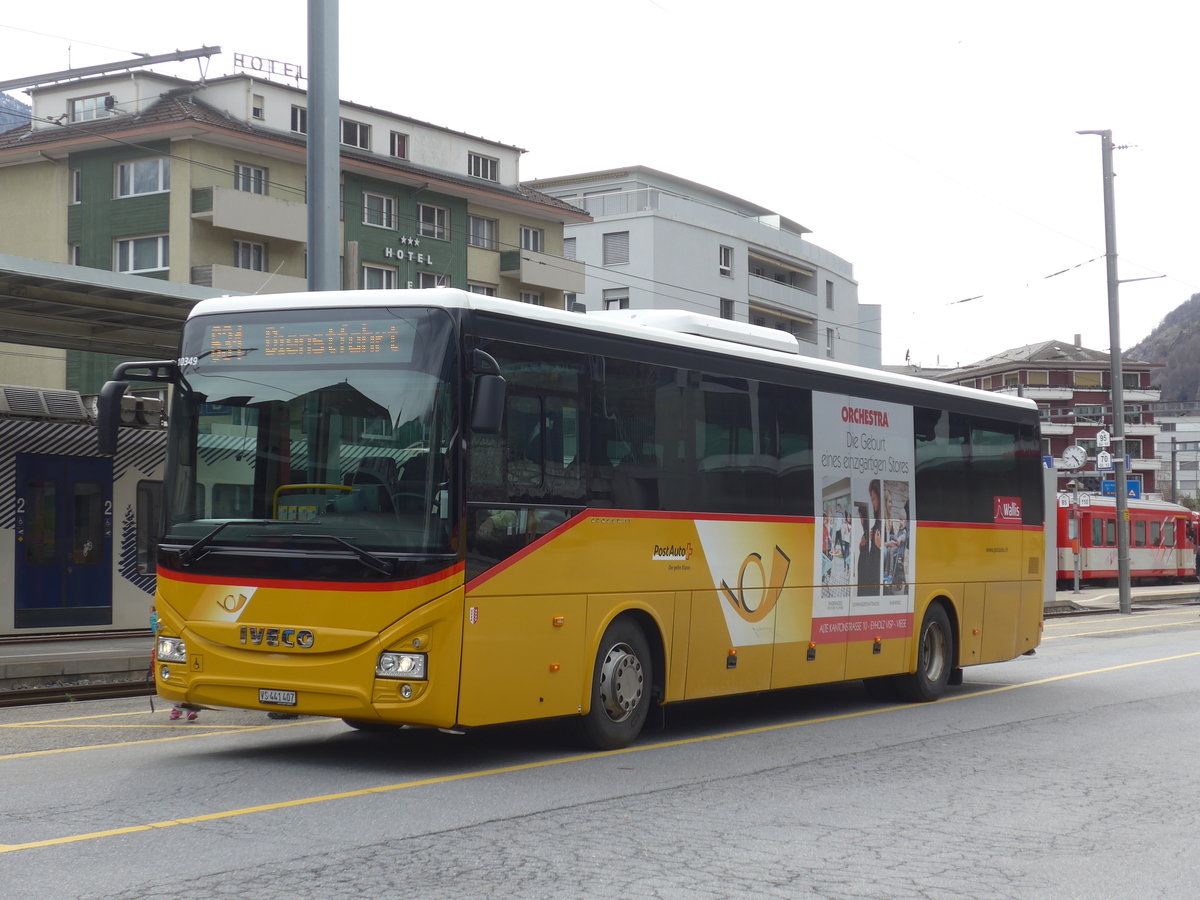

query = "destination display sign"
[184, 317, 418, 368]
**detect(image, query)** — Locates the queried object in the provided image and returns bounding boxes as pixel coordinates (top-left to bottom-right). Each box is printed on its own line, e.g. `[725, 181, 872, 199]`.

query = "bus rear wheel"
[895, 602, 953, 702]
[580, 618, 652, 750]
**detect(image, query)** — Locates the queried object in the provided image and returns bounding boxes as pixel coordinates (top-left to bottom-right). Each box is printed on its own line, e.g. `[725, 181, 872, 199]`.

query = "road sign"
[1097, 429, 1111, 448]
[1101, 478, 1142, 499]
[1097, 450, 1113, 471]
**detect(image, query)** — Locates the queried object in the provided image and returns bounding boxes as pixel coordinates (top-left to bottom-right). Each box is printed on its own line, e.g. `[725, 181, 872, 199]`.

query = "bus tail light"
[376, 652, 427, 680]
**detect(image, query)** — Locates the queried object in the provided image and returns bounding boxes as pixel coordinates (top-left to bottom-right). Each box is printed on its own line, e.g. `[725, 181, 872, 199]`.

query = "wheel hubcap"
[598, 642, 644, 723]
[922, 623, 947, 682]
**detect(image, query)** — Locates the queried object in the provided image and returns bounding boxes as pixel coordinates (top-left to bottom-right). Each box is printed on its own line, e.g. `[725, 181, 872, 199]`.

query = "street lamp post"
[1077, 129, 1132, 614]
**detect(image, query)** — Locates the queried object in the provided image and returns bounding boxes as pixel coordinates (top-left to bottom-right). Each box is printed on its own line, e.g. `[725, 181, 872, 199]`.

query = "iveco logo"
[238, 625, 315, 648]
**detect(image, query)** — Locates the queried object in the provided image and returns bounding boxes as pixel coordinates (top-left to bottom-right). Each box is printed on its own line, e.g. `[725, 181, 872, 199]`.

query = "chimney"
[1074, 334, 1082, 348]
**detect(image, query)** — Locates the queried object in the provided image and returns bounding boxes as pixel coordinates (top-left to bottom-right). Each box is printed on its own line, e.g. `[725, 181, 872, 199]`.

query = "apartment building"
[0, 70, 587, 391]
[526, 167, 881, 368]
[933, 336, 1162, 496]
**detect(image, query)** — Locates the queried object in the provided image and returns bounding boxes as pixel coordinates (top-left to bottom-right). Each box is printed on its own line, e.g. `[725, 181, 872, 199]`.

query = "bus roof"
[189, 288, 1038, 414]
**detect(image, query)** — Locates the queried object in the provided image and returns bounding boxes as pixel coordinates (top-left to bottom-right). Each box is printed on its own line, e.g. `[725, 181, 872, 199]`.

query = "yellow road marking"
[1044, 608, 1198, 628]
[1042, 610, 1200, 640]
[0, 719, 327, 761]
[4, 649, 1200, 854]
[0, 711, 156, 727]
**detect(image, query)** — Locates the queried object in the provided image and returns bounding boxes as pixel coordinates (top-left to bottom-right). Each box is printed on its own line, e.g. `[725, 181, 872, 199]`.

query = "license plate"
[259, 689, 297, 707]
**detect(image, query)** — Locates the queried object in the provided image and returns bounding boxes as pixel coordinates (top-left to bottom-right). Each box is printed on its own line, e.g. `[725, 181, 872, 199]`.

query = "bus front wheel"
[580, 617, 652, 750]
[896, 603, 953, 702]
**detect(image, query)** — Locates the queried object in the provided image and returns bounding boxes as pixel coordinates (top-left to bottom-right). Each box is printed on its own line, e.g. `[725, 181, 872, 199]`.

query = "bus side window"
[914, 407, 969, 524]
[506, 394, 543, 488]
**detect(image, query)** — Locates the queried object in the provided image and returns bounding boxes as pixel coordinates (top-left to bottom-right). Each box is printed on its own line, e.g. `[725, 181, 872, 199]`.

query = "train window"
[212, 483, 252, 518]
[1091, 518, 1102, 547]
[72, 482, 104, 566]
[1165, 521, 1176, 547]
[136, 481, 163, 574]
[1105, 519, 1117, 547]
[25, 479, 56, 565]
[1151, 521, 1162, 547]
[1134, 520, 1146, 547]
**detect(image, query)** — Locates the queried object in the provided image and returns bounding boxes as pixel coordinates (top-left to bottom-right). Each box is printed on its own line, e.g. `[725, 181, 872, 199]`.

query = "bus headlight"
[376, 652, 427, 680]
[157, 637, 187, 663]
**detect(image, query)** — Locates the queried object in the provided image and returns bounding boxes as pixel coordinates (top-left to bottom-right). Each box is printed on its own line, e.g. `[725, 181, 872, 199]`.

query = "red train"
[1056, 494, 1200, 586]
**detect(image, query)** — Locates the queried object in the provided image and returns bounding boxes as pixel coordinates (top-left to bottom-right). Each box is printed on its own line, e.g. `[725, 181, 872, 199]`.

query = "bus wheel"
[580, 618, 652, 750]
[896, 603, 953, 702]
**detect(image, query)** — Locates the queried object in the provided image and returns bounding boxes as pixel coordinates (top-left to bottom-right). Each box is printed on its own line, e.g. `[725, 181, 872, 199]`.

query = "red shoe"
[186, 710, 199, 721]
[169, 708, 182, 721]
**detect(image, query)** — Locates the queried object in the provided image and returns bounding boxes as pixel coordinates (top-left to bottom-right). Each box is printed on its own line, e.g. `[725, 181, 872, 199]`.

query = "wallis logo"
[720, 546, 792, 623]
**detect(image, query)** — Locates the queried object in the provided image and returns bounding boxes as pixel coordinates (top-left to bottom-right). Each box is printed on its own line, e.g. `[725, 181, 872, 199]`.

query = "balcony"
[747, 273, 818, 318]
[191, 264, 307, 295]
[997, 385, 1074, 402]
[499, 250, 585, 293]
[1124, 423, 1161, 436]
[192, 187, 307, 243]
[1038, 422, 1074, 436]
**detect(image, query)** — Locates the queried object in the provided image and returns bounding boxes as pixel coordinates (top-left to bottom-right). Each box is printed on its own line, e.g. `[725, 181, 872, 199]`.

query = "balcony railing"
[192, 186, 307, 243]
[191, 264, 307, 294]
[499, 250, 585, 293]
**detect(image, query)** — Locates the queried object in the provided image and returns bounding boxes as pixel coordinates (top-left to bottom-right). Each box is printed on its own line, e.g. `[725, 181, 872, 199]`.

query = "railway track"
[0, 679, 155, 709]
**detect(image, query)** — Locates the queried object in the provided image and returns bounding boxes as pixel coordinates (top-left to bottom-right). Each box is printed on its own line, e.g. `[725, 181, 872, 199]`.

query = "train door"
[14, 454, 113, 628]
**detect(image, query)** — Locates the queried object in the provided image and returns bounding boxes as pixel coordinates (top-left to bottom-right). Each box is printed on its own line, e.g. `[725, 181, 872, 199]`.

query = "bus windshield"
[163, 306, 458, 556]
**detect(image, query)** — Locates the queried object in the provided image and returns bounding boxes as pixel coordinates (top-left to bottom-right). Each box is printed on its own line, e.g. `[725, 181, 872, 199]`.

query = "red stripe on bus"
[466, 509, 815, 592]
[158, 561, 464, 593]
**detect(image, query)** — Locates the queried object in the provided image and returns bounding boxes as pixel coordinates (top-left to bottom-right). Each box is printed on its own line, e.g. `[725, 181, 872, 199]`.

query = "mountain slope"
[1127, 294, 1200, 403]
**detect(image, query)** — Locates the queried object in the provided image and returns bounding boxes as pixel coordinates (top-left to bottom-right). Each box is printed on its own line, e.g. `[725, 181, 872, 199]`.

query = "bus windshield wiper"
[287, 533, 396, 577]
[176, 519, 273, 567]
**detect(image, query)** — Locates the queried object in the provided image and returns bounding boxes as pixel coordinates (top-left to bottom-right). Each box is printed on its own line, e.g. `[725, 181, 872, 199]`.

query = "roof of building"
[528, 165, 811, 236]
[0, 87, 587, 219]
[936, 338, 1158, 380]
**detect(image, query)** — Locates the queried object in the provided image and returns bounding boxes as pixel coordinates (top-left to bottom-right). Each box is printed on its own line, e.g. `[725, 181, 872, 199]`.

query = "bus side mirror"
[471, 374, 506, 434]
[96, 380, 128, 456]
[96, 359, 178, 456]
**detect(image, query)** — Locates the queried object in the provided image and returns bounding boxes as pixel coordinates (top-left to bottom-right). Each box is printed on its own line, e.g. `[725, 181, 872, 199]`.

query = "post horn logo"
[217, 593, 251, 613]
[719, 546, 792, 623]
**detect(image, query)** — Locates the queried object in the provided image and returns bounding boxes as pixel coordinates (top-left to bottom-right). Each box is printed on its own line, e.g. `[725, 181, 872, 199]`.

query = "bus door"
[14, 454, 113, 629]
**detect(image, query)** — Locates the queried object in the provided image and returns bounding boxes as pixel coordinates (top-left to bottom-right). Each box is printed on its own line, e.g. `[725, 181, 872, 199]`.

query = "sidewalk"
[0, 633, 152, 693]
[1049, 582, 1200, 614]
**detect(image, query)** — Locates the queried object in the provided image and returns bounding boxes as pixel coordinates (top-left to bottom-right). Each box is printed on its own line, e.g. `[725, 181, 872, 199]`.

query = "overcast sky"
[4, 1, 1198, 367]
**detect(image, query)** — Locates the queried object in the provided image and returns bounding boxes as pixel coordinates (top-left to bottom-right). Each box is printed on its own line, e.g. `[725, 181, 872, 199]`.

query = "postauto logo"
[652, 542, 694, 561]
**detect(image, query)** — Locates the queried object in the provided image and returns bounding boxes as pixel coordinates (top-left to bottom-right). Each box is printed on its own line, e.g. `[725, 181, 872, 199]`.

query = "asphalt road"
[4, 606, 1200, 899]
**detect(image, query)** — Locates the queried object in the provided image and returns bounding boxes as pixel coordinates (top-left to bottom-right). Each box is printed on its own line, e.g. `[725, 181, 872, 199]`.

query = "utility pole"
[1077, 129, 1132, 614]
[307, 0, 341, 292]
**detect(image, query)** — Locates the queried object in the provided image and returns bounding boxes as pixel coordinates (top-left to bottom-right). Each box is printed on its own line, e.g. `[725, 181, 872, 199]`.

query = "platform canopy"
[0, 254, 234, 359]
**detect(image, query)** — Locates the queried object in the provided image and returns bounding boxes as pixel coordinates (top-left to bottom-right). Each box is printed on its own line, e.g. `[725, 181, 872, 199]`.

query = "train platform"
[2, 584, 1198, 698]
[0, 632, 153, 695]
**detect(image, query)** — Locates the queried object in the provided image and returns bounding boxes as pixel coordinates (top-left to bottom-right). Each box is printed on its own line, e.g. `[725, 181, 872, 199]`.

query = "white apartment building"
[527, 167, 881, 368]
[1153, 403, 1200, 504]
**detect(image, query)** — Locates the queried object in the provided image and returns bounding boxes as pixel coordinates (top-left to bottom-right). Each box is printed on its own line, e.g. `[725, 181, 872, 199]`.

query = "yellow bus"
[99, 289, 1044, 749]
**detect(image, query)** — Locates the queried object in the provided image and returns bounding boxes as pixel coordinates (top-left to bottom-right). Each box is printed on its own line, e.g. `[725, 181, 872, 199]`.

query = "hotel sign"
[234, 52, 304, 81]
